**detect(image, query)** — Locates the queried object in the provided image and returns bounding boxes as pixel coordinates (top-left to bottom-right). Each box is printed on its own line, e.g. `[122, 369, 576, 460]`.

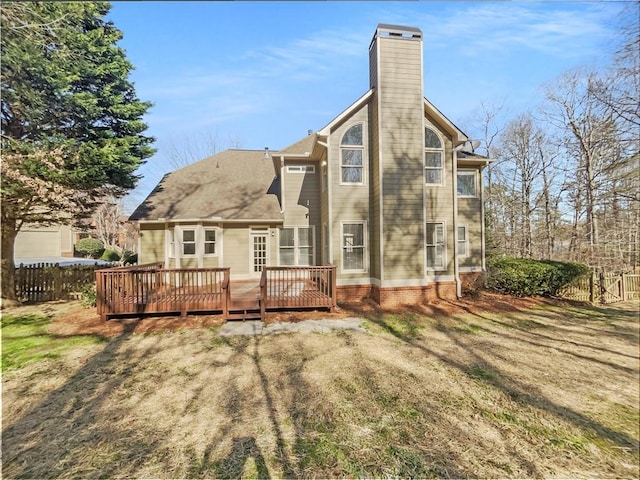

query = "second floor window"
[457, 170, 477, 197]
[341, 124, 364, 184]
[425, 127, 443, 185]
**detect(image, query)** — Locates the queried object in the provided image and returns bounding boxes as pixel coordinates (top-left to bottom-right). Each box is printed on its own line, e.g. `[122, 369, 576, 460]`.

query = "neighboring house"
[14, 223, 76, 259]
[130, 24, 492, 307]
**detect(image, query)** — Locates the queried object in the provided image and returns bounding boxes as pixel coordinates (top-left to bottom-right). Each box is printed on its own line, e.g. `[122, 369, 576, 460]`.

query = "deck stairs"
[226, 296, 262, 321]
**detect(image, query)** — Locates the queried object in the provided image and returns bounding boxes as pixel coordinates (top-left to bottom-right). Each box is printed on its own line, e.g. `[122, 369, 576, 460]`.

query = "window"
[204, 229, 216, 255]
[298, 227, 313, 265]
[457, 170, 477, 197]
[457, 226, 468, 257]
[341, 124, 364, 184]
[279, 227, 314, 266]
[425, 127, 443, 185]
[182, 229, 196, 256]
[342, 222, 365, 271]
[426, 222, 445, 269]
[286, 165, 315, 174]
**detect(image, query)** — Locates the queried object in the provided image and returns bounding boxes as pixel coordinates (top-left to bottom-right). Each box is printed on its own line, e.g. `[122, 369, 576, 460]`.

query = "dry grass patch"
[2, 299, 638, 478]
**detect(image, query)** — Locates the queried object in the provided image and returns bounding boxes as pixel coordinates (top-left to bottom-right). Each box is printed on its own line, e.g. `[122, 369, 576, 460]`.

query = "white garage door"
[15, 230, 61, 258]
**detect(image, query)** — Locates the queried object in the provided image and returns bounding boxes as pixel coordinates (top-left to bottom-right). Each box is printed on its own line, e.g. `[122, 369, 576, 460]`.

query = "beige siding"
[320, 150, 330, 264]
[59, 224, 73, 256]
[458, 177, 483, 269]
[378, 36, 425, 281]
[283, 161, 321, 264]
[369, 90, 381, 279]
[424, 114, 456, 275]
[328, 104, 371, 278]
[139, 223, 165, 264]
[221, 224, 251, 275]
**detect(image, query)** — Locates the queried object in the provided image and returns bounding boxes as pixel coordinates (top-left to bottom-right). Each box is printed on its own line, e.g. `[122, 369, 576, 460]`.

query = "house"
[14, 223, 77, 260]
[130, 24, 491, 307]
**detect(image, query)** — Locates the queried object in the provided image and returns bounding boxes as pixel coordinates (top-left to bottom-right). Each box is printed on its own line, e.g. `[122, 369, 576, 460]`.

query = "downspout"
[326, 137, 333, 264]
[453, 149, 462, 298]
[279, 155, 285, 214]
[481, 160, 487, 274]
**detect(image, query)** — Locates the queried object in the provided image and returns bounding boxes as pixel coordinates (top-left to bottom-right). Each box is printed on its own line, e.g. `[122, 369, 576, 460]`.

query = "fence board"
[15, 262, 107, 303]
[559, 272, 640, 304]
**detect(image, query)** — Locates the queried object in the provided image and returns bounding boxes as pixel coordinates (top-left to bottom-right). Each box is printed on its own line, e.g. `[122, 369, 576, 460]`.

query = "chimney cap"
[376, 24, 422, 38]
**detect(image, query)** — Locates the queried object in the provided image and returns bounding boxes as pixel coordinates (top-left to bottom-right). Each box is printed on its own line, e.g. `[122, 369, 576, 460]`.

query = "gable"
[423, 97, 468, 145]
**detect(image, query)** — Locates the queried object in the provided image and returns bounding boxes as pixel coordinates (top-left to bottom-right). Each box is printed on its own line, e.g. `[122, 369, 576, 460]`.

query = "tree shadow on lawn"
[1, 319, 168, 479]
[363, 306, 639, 457]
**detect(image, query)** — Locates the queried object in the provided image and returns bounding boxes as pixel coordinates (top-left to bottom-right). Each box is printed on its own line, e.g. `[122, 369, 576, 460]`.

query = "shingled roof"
[129, 150, 283, 221]
[278, 133, 317, 156]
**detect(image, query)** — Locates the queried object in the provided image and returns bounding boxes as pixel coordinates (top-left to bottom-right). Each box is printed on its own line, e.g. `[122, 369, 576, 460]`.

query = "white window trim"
[425, 221, 447, 271]
[340, 221, 367, 273]
[457, 170, 478, 198]
[425, 126, 445, 187]
[179, 227, 197, 257]
[203, 227, 219, 257]
[457, 225, 468, 258]
[174, 225, 221, 259]
[340, 123, 366, 186]
[277, 226, 316, 266]
[286, 165, 316, 174]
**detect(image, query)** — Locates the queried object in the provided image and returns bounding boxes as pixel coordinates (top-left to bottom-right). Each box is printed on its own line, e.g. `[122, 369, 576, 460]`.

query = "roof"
[278, 133, 317, 156]
[423, 97, 468, 145]
[129, 150, 283, 222]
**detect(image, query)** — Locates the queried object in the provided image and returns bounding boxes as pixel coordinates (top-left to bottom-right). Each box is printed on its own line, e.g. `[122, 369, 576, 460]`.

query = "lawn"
[2, 298, 638, 478]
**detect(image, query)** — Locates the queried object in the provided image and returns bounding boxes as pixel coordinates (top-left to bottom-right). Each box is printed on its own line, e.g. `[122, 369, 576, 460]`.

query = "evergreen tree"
[1, 2, 155, 305]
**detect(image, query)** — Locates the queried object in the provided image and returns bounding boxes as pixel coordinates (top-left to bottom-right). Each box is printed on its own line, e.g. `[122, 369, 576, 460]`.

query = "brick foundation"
[337, 282, 458, 307]
[336, 285, 372, 303]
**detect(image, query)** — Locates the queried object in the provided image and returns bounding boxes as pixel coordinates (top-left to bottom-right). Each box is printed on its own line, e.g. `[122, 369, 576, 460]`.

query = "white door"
[251, 230, 269, 276]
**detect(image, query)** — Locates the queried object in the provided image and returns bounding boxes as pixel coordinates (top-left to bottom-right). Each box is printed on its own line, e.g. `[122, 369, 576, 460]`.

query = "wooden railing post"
[330, 265, 337, 311]
[222, 269, 230, 319]
[620, 273, 626, 301]
[95, 270, 106, 321]
[259, 269, 267, 321]
[589, 272, 596, 303]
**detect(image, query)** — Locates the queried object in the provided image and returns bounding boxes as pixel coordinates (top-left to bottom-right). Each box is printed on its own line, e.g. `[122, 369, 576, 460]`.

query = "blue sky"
[107, 1, 627, 212]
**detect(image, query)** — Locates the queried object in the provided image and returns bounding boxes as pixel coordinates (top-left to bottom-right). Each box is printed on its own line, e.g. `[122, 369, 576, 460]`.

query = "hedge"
[75, 238, 105, 259]
[487, 257, 589, 297]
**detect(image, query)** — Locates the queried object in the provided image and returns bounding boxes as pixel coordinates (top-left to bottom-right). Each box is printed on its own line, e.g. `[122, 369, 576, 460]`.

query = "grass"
[1, 299, 639, 478]
[1, 313, 105, 371]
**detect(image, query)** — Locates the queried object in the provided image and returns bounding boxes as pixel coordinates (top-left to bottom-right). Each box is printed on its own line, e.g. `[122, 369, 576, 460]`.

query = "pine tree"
[1, 2, 155, 305]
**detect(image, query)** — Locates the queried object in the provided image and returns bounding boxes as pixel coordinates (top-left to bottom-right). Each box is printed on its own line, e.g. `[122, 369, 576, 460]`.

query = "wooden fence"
[559, 272, 640, 304]
[15, 262, 107, 303]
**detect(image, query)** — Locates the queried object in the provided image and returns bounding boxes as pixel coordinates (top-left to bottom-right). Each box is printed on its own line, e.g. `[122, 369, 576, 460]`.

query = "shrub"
[487, 257, 589, 297]
[100, 249, 121, 262]
[81, 283, 97, 307]
[122, 251, 138, 265]
[75, 238, 104, 259]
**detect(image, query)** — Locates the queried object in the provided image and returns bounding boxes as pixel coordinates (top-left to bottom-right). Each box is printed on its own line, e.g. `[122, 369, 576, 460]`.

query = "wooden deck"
[96, 264, 336, 321]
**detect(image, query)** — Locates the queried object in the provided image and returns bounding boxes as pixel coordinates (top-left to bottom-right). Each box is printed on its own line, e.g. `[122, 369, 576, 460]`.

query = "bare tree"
[165, 128, 244, 169]
[92, 196, 125, 253]
[497, 113, 549, 257]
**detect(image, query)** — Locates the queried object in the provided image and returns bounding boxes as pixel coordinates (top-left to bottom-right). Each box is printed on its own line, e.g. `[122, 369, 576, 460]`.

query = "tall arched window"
[340, 124, 364, 184]
[425, 127, 443, 185]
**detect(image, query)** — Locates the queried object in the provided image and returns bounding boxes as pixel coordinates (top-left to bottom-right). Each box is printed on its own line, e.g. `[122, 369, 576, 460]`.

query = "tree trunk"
[1, 212, 20, 307]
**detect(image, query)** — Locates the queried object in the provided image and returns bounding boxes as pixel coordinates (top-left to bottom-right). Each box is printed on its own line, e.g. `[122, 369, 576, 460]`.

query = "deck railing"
[96, 265, 230, 320]
[260, 265, 337, 311]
